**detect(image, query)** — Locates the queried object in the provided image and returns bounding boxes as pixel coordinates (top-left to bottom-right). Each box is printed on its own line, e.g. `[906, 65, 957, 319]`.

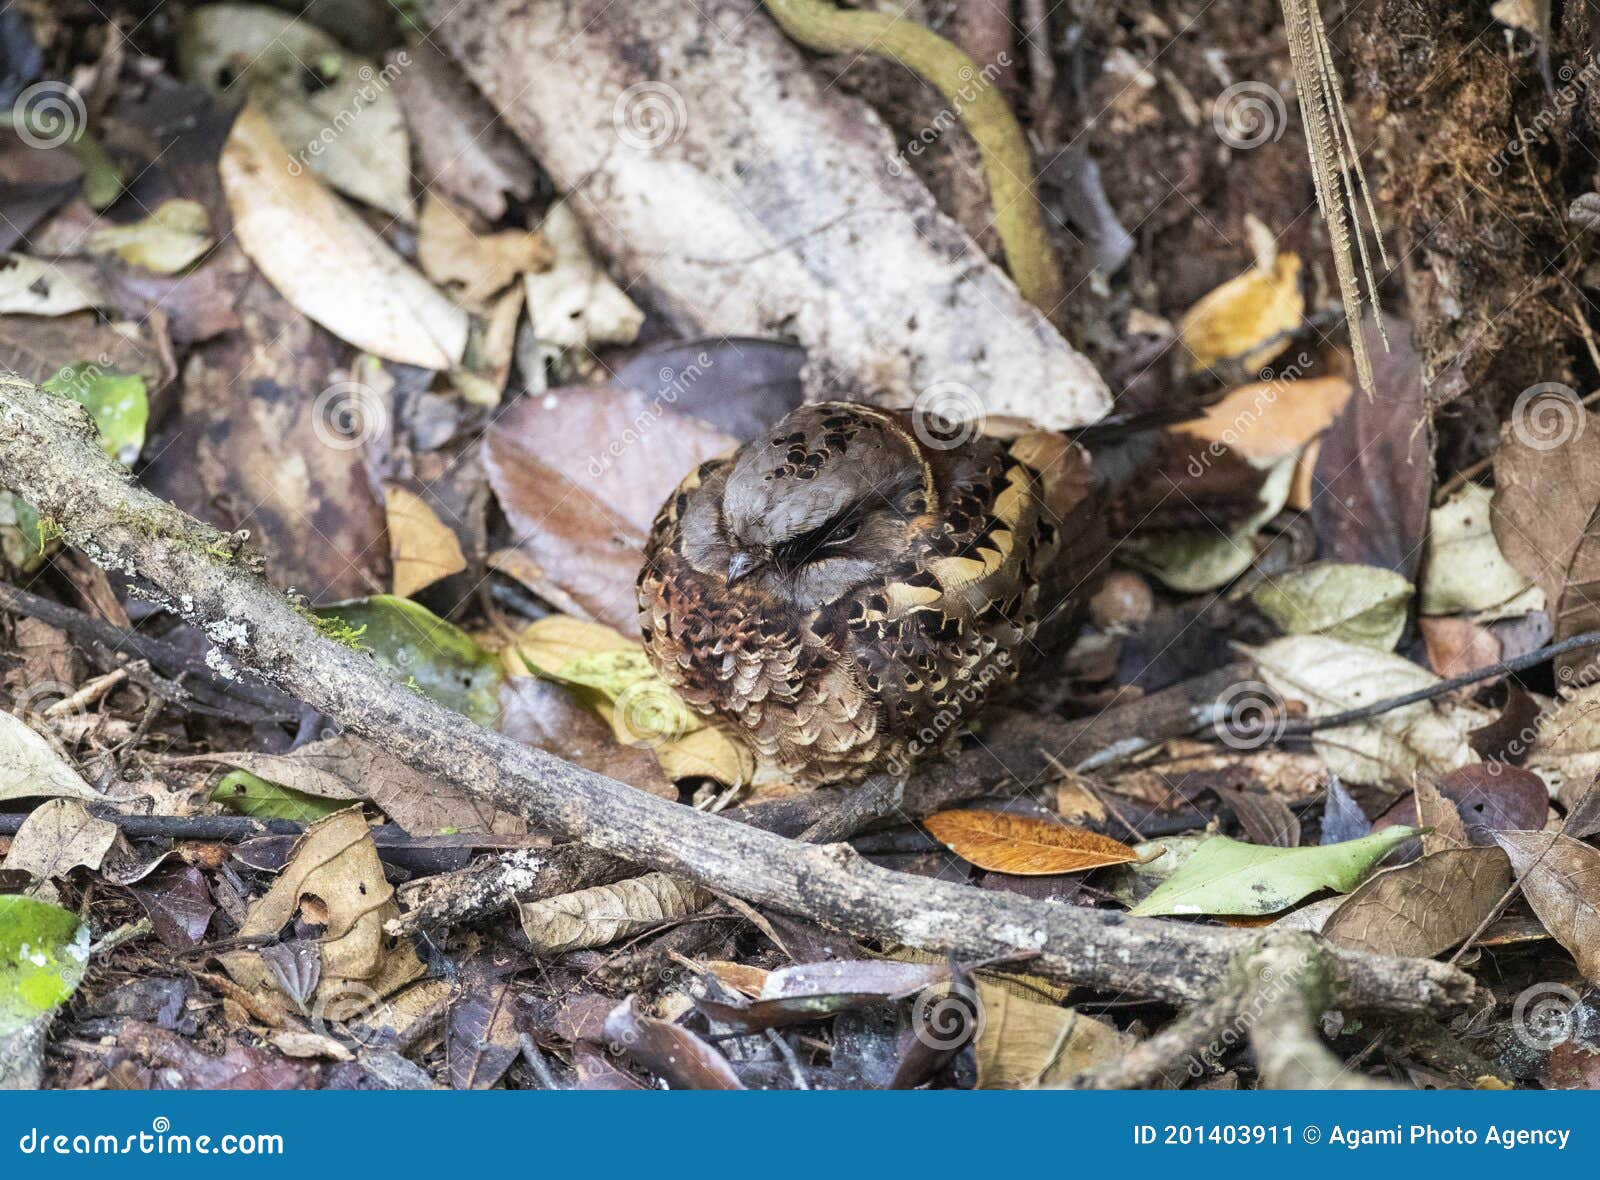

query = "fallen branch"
[0, 375, 1475, 1017]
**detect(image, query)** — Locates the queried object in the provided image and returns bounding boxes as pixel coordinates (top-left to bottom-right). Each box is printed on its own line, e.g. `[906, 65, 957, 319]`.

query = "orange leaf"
[923, 810, 1138, 876]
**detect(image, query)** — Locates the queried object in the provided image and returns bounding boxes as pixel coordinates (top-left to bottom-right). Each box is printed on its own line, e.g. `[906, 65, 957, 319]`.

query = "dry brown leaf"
[0, 798, 119, 888]
[972, 981, 1134, 1089]
[1174, 374, 1352, 462]
[1496, 830, 1600, 982]
[220, 808, 424, 1004]
[0, 713, 100, 805]
[418, 193, 551, 314]
[385, 483, 467, 599]
[523, 203, 643, 354]
[1419, 615, 1502, 680]
[517, 871, 710, 954]
[1414, 777, 1470, 854]
[219, 102, 467, 370]
[1322, 848, 1511, 958]
[923, 811, 1137, 876]
[1215, 787, 1300, 848]
[1178, 253, 1303, 373]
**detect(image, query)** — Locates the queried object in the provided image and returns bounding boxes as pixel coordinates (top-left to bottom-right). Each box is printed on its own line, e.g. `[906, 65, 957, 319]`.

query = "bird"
[636, 401, 1106, 789]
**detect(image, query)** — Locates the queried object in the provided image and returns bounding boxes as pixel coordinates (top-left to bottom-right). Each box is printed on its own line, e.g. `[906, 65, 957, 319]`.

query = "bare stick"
[0, 376, 1475, 1014]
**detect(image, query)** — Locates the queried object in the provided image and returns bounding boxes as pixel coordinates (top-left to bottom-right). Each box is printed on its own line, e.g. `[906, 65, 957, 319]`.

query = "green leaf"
[1251, 562, 1411, 650]
[314, 595, 503, 727]
[1128, 827, 1418, 917]
[0, 895, 89, 1030]
[210, 768, 345, 822]
[43, 362, 148, 465]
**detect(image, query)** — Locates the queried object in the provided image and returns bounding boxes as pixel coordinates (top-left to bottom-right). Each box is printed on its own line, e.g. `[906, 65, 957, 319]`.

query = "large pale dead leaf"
[0, 253, 101, 315]
[1129, 827, 1417, 917]
[0, 713, 99, 805]
[384, 483, 467, 599]
[0, 799, 119, 887]
[523, 203, 643, 353]
[1179, 253, 1303, 373]
[1526, 682, 1600, 803]
[1495, 830, 1600, 982]
[220, 103, 465, 369]
[1422, 483, 1534, 615]
[1321, 847, 1511, 958]
[922, 810, 1137, 876]
[518, 872, 710, 954]
[1251, 562, 1411, 649]
[220, 808, 424, 1004]
[85, 199, 213, 274]
[180, 5, 414, 221]
[972, 982, 1134, 1089]
[1250, 635, 1491, 784]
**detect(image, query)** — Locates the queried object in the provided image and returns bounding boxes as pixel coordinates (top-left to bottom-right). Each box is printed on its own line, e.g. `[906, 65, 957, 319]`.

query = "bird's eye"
[821, 516, 860, 547]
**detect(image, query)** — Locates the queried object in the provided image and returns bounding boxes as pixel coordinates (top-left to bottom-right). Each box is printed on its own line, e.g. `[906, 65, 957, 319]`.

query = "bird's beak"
[726, 550, 760, 586]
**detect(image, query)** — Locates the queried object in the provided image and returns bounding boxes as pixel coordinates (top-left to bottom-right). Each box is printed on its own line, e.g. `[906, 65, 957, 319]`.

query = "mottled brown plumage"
[637, 402, 1102, 787]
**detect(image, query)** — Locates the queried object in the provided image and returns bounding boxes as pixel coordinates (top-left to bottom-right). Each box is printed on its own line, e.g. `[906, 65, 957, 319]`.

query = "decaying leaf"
[1178, 253, 1303, 373]
[0, 253, 102, 316]
[1414, 778, 1469, 854]
[922, 810, 1138, 876]
[1214, 787, 1300, 848]
[1419, 616, 1502, 679]
[498, 676, 676, 798]
[85, 199, 213, 274]
[972, 981, 1134, 1089]
[1526, 683, 1600, 803]
[1250, 635, 1491, 784]
[0, 798, 119, 890]
[1422, 484, 1534, 615]
[1173, 374, 1352, 464]
[180, 5, 414, 221]
[385, 484, 468, 599]
[219, 103, 466, 369]
[220, 808, 424, 1006]
[523, 203, 644, 355]
[1321, 847, 1511, 958]
[1251, 562, 1411, 649]
[1129, 826, 1417, 917]
[518, 872, 710, 954]
[1495, 830, 1600, 983]
[0, 712, 100, 805]
[602, 997, 743, 1090]
[418, 193, 551, 314]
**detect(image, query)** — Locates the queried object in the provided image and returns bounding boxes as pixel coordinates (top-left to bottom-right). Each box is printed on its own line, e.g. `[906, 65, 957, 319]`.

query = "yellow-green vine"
[763, 0, 1065, 314]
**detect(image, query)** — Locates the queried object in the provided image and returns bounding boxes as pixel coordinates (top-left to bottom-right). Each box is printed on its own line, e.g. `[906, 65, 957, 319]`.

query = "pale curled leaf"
[0, 799, 119, 886]
[524, 203, 643, 353]
[922, 810, 1138, 876]
[1495, 830, 1600, 983]
[972, 981, 1133, 1089]
[1129, 827, 1417, 917]
[1250, 635, 1491, 784]
[1178, 254, 1303, 373]
[1422, 484, 1533, 615]
[0, 254, 102, 316]
[1321, 847, 1511, 958]
[518, 872, 711, 954]
[220, 103, 466, 369]
[1173, 374, 1352, 463]
[85, 199, 213, 274]
[0, 713, 100, 805]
